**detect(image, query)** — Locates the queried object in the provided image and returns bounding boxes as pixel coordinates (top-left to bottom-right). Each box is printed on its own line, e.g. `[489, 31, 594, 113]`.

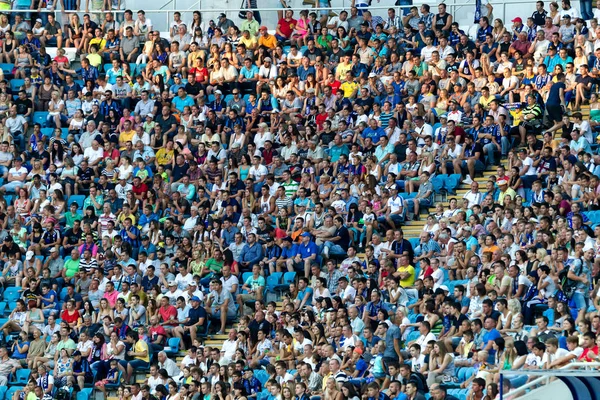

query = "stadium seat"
[9, 79, 24, 92]
[5, 386, 24, 400]
[77, 388, 94, 400]
[163, 337, 180, 357]
[0, 63, 13, 76]
[8, 369, 29, 386]
[445, 174, 461, 194]
[266, 272, 283, 293]
[3, 287, 22, 302]
[254, 369, 269, 386]
[68, 195, 85, 210]
[33, 111, 49, 126]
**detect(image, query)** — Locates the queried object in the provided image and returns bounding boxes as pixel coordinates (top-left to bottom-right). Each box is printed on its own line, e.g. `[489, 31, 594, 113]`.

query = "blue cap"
[190, 296, 201, 302]
[301, 232, 312, 238]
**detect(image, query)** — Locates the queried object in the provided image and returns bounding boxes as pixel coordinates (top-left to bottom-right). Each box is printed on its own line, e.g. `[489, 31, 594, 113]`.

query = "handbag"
[238, 0, 248, 19]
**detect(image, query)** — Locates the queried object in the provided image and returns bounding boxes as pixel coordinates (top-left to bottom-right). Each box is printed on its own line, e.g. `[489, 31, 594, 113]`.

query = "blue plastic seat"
[445, 174, 461, 194]
[8, 369, 30, 386]
[40, 127, 54, 137]
[5, 386, 24, 400]
[408, 237, 420, 249]
[10, 79, 24, 92]
[68, 195, 85, 210]
[0, 63, 14, 75]
[241, 272, 252, 286]
[266, 272, 283, 293]
[77, 388, 94, 400]
[4, 194, 12, 206]
[3, 287, 22, 302]
[163, 337, 180, 357]
[32, 111, 49, 126]
[254, 369, 269, 386]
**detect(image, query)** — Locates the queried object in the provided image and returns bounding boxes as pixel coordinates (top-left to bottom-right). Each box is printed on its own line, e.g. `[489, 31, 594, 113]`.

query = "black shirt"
[1, 243, 21, 258]
[14, 99, 32, 115]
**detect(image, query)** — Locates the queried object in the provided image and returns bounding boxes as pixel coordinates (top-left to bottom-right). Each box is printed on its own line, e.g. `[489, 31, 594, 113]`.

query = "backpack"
[560, 259, 582, 300]
[409, 371, 429, 394]
[55, 388, 71, 400]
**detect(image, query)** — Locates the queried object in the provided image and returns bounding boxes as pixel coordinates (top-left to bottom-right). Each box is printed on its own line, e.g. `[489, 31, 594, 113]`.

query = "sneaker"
[323, 246, 330, 258]
[462, 176, 473, 185]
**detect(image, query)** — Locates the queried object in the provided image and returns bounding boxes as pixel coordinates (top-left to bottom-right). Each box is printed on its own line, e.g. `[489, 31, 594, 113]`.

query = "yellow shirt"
[86, 53, 102, 68]
[119, 130, 136, 149]
[396, 265, 415, 288]
[258, 34, 277, 49]
[133, 339, 150, 362]
[117, 212, 137, 226]
[340, 81, 358, 98]
[155, 148, 174, 166]
[336, 62, 352, 80]
[498, 187, 517, 206]
[240, 35, 258, 50]
[479, 95, 495, 109]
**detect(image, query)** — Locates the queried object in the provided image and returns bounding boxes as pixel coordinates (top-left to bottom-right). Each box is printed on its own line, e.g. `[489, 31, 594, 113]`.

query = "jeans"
[572, 291, 588, 312]
[500, 136, 511, 156]
[320, 241, 347, 256]
[581, 0, 594, 20]
[483, 143, 498, 165]
[0, 165, 7, 177]
[1, 180, 25, 193]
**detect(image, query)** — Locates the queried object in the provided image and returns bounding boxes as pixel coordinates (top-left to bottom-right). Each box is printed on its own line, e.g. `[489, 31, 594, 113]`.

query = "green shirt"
[64, 259, 80, 278]
[282, 179, 299, 198]
[205, 258, 224, 274]
[64, 212, 82, 229]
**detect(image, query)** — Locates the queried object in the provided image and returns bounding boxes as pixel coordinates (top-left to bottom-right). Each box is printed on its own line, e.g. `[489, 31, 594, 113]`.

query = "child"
[143, 113, 156, 133]
[53, 48, 70, 69]
[95, 359, 120, 400]
[455, 329, 475, 366]
[370, 340, 387, 384]
[409, 343, 428, 374]
[330, 191, 346, 214]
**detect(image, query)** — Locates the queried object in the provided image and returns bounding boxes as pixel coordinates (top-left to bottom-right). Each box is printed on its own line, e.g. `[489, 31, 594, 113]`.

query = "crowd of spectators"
[0, 1, 599, 400]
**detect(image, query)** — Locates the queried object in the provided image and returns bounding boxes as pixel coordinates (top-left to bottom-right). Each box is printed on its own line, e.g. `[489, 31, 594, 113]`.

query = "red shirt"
[61, 309, 80, 324]
[158, 305, 178, 326]
[277, 18, 297, 38]
[189, 67, 208, 83]
[580, 345, 598, 362]
[132, 182, 148, 198]
[329, 80, 342, 94]
[149, 325, 168, 344]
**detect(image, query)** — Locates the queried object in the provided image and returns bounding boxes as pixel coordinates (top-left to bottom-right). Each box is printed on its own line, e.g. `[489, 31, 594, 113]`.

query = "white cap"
[26, 251, 34, 261]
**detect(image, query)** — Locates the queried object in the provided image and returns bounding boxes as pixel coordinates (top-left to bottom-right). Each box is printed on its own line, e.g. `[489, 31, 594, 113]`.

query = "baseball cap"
[439, 285, 449, 292]
[562, 14, 571, 18]
[168, 280, 177, 286]
[49, 247, 56, 253]
[214, 89, 223, 95]
[26, 251, 34, 261]
[511, 17, 522, 23]
[36, 18, 42, 23]
[189, 281, 197, 286]
[146, 113, 154, 118]
[497, 179, 509, 186]
[141, 235, 149, 241]
[264, 57, 272, 62]
[301, 232, 311, 238]
[219, 13, 227, 18]
[191, 296, 201, 302]
[260, 25, 268, 31]
[368, 72, 377, 78]
[73, 350, 82, 356]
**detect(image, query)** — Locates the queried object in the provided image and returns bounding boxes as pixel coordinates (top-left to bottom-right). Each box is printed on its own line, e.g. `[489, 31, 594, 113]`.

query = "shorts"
[238, 293, 256, 303]
[461, 159, 486, 171]
[214, 308, 237, 320]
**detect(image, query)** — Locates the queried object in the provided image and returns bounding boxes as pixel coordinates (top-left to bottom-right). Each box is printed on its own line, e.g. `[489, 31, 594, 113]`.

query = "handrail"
[500, 362, 600, 399]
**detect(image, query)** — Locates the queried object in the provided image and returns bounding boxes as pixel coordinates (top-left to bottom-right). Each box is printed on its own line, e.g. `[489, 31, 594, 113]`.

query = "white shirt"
[174, 272, 194, 291]
[386, 195, 404, 214]
[221, 339, 238, 361]
[83, 146, 104, 165]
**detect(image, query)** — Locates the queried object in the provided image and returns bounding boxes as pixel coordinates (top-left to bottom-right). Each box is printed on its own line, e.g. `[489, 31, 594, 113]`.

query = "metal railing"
[499, 362, 600, 400]
[0, 0, 541, 34]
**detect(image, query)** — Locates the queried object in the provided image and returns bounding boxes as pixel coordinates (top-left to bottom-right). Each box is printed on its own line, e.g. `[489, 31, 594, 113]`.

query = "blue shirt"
[240, 65, 259, 79]
[172, 95, 195, 113]
[298, 241, 318, 259]
[362, 126, 386, 144]
[483, 328, 501, 355]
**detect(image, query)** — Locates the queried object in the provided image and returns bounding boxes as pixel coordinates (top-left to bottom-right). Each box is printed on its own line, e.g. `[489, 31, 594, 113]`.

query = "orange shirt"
[258, 34, 277, 49]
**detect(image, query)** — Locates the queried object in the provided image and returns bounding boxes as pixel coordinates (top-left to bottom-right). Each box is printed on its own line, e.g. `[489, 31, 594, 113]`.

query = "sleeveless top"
[260, 195, 272, 214]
